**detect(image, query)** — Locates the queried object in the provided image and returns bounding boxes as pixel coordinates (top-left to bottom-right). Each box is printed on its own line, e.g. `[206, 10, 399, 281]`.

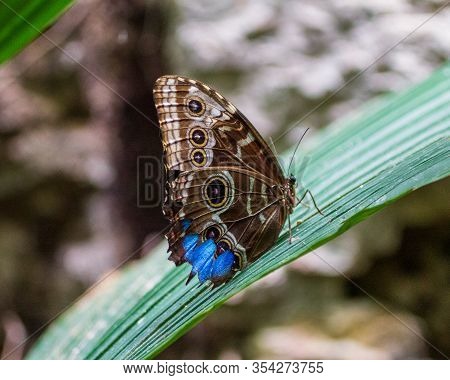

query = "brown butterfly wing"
[164, 168, 288, 268]
[153, 76, 292, 284]
[153, 76, 285, 181]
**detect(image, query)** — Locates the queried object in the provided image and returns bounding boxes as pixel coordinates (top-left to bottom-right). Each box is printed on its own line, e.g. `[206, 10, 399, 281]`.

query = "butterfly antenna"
[287, 128, 309, 174]
[268, 136, 279, 157]
[269, 136, 288, 178]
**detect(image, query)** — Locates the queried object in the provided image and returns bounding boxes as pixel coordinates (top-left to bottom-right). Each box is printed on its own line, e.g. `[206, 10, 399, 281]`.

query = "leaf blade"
[26, 63, 450, 360]
[0, 0, 74, 64]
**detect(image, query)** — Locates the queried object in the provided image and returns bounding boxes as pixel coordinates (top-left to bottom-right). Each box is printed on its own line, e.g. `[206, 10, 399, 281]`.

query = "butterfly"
[153, 76, 297, 286]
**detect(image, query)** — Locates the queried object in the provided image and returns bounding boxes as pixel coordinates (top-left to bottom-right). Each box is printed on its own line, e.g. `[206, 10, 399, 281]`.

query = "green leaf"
[0, 0, 74, 64]
[27, 64, 450, 359]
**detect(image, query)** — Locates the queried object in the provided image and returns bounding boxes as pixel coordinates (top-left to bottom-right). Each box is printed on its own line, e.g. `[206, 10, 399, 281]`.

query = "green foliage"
[27, 64, 450, 359]
[0, 0, 74, 64]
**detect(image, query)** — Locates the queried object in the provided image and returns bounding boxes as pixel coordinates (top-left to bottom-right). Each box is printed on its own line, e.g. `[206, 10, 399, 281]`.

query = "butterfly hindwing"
[164, 168, 287, 266]
[153, 76, 295, 285]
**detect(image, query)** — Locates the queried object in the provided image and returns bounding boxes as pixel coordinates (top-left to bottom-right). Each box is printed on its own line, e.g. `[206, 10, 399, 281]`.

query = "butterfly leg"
[288, 215, 292, 243]
[296, 189, 324, 215]
[289, 188, 323, 244]
[288, 215, 300, 243]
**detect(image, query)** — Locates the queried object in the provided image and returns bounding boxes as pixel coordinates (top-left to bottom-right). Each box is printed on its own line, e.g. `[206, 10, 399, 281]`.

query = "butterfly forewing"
[153, 75, 294, 285]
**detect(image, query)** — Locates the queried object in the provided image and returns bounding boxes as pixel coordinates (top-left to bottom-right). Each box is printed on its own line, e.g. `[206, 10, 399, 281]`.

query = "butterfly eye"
[204, 226, 221, 241]
[190, 128, 208, 147]
[191, 149, 207, 167]
[217, 239, 231, 253]
[187, 98, 204, 115]
[289, 174, 296, 185]
[205, 178, 227, 208]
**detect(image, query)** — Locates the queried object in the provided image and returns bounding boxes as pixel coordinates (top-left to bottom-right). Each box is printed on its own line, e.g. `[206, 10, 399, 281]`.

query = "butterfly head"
[289, 174, 296, 186]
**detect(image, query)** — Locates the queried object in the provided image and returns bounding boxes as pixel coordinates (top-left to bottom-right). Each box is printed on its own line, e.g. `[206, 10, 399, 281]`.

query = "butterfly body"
[153, 76, 296, 285]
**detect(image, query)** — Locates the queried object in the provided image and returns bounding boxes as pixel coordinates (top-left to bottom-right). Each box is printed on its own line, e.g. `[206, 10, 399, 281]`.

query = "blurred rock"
[250, 303, 426, 359]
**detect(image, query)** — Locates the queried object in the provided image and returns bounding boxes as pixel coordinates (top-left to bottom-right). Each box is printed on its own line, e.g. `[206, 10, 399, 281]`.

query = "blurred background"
[0, 0, 449, 359]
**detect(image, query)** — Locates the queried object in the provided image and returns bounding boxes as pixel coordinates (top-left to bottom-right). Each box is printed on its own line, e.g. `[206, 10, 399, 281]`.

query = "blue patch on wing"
[182, 234, 199, 261]
[179, 221, 237, 286]
[181, 219, 192, 231]
[210, 250, 235, 281]
[188, 239, 215, 276]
